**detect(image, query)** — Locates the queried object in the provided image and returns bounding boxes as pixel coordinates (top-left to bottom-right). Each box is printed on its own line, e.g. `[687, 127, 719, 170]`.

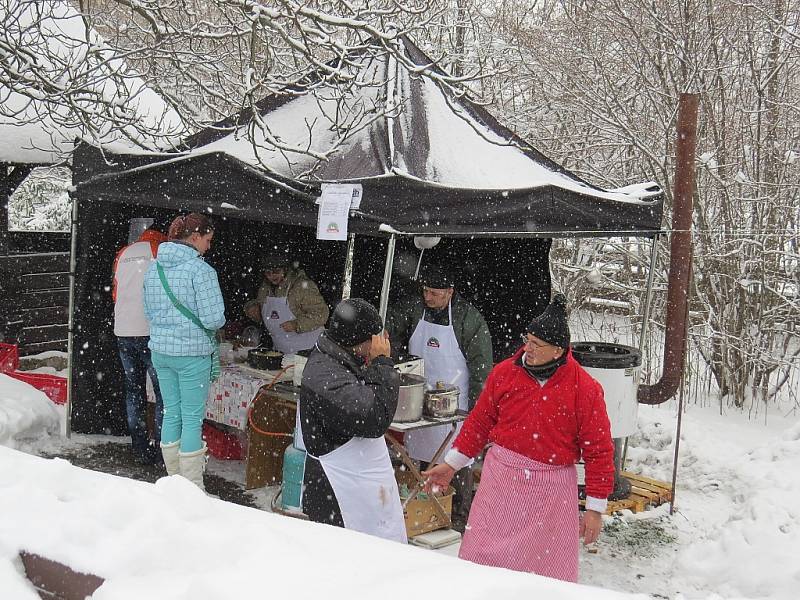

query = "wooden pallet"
[580, 471, 673, 514]
[475, 467, 672, 515]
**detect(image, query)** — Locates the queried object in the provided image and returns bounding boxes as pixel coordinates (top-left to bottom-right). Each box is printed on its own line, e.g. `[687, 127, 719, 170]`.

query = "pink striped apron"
[458, 444, 579, 582]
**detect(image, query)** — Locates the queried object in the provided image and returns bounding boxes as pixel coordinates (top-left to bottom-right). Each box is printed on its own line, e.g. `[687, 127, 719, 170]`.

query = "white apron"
[297, 409, 407, 543]
[262, 295, 323, 355]
[405, 302, 469, 462]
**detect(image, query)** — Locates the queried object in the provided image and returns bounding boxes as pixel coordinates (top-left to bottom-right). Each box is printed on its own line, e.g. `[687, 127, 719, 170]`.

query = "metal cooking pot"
[248, 348, 284, 370]
[424, 383, 459, 418]
[393, 373, 425, 423]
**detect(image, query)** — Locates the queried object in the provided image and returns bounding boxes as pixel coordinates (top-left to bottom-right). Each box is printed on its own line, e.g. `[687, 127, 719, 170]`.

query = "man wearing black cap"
[386, 264, 492, 531]
[242, 253, 329, 354]
[295, 298, 407, 543]
[423, 294, 614, 582]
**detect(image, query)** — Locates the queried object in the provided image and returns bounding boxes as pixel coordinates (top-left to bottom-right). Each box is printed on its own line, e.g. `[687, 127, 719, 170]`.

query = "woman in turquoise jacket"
[143, 213, 226, 490]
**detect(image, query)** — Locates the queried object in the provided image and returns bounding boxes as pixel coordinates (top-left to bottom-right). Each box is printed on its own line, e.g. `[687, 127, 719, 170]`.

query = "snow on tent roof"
[0, 0, 185, 165]
[186, 36, 661, 205]
[74, 36, 663, 237]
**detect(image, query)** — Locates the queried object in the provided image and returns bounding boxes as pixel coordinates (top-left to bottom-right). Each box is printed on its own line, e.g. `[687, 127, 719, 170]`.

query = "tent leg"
[65, 193, 79, 439]
[638, 233, 660, 355]
[378, 234, 396, 322]
[341, 233, 356, 300]
[670, 354, 687, 515]
[623, 233, 661, 470]
[619, 234, 660, 471]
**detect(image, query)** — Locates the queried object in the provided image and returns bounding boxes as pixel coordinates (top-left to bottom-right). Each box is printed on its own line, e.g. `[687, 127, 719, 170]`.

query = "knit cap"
[418, 264, 455, 289]
[525, 293, 570, 348]
[262, 253, 290, 270]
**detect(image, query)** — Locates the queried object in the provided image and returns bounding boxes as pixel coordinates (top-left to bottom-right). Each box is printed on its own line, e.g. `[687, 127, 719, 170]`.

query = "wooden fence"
[1, 164, 71, 355]
[0, 250, 70, 354]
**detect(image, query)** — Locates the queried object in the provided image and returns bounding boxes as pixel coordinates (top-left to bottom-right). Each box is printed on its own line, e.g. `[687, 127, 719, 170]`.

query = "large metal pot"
[394, 373, 425, 423]
[248, 348, 284, 370]
[424, 383, 459, 418]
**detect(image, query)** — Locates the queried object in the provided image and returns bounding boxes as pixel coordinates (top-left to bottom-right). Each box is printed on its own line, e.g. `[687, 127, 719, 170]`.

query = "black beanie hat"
[327, 298, 384, 347]
[418, 264, 455, 289]
[526, 293, 570, 348]
[262, 253, 289, 271]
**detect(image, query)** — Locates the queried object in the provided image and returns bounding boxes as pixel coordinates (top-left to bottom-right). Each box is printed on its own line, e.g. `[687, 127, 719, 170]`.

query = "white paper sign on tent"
[315, 183, 364, 209]
[348, 184, 363, 210]
[316, 184, 362, 240]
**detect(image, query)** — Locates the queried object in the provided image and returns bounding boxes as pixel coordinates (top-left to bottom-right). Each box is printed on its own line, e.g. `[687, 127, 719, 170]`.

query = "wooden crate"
[396, 468, 454, 538]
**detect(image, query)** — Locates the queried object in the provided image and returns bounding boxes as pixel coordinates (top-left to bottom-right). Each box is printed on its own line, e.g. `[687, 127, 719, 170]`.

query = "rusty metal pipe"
[638, 92, 699, 405]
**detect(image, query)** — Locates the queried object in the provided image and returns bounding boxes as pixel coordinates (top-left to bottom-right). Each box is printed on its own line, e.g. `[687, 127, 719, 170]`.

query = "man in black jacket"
[298, 298, 407, 542]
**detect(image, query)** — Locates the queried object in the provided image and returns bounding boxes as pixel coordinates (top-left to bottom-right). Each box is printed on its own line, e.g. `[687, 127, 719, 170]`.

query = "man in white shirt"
[113, 223, 166, 465]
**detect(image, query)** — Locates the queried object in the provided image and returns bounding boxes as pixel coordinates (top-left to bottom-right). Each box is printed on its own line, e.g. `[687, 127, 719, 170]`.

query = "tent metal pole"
[670, 347, 688, 515]
[378, 234, 396, 322]
[638, 233, 660, 355]
[413, 248, 425, 280]
[622, 233, 661, 470]
[341, 233, 356, 300]
[65, 193, 79, 439]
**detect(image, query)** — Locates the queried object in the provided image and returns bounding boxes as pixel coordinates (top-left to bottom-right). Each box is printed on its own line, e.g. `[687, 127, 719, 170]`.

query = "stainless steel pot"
[393, 373, 425, 423]
[423, 384, 459, 418]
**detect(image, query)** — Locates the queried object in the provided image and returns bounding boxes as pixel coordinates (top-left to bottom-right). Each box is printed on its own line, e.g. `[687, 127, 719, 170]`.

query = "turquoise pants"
[151, 351, 211, 453]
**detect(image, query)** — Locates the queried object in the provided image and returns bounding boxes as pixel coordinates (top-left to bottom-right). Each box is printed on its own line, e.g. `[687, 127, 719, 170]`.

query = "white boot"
[179, 443, 207, 491]
[160, 440, 180, 476]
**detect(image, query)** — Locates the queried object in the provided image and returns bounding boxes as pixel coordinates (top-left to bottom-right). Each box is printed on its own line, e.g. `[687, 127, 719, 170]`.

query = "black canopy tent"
[69, 36, 663, 435]
[75, 147, 660, 236]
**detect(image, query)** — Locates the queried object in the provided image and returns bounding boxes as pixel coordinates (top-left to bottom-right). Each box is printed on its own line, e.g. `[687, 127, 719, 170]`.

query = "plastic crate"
[202, 421, 245, 460]
[0, 343, 20, 374]
[8, 371, 68, 405]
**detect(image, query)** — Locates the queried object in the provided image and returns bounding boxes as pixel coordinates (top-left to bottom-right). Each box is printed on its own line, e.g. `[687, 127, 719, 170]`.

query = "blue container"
[281, 443, 306, 511]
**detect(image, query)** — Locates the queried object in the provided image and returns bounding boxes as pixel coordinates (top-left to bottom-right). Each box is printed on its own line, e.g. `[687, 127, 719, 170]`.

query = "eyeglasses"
[521, 335, 554, 349]
[422, 287, 450, 298]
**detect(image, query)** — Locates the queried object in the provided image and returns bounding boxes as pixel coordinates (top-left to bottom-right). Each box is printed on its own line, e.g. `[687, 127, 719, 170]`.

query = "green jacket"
[246, 268, 330, 333]
[386, 292, 493, 409]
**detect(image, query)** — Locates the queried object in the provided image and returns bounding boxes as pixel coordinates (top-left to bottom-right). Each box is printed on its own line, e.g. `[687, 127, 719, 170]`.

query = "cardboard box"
[396, 467, 454, 538]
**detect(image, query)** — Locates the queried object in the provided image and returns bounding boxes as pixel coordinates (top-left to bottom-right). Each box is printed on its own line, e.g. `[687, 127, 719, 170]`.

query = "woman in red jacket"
[423, 294, 614, 582]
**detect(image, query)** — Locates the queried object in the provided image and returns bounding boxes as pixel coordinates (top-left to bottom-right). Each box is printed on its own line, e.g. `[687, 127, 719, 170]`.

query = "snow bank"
[675, 420, 800, 599]
[0, 446, 645, 600]
[0, 374, 59, 449]
[619, 405, 800, 600]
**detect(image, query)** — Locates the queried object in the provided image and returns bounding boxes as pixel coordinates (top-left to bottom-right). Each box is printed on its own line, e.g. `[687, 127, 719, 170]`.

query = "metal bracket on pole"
[378, 234, 396, 321]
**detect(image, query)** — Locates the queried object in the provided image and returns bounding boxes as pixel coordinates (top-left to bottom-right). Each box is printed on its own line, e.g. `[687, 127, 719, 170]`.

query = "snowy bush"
[7, 166, 71, 232]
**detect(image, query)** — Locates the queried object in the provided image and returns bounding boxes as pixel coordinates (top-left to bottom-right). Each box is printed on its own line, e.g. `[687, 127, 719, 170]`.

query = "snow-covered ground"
[1, 368, 799, 599]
